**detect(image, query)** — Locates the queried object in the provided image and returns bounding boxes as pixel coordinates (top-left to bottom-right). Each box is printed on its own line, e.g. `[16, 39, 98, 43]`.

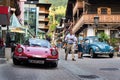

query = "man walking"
[65, 29, 77, 61]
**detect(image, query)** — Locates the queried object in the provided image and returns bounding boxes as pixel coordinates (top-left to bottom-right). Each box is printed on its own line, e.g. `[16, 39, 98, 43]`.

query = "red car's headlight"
[51, 50, 58, 56]
[17, 47, 23, 53]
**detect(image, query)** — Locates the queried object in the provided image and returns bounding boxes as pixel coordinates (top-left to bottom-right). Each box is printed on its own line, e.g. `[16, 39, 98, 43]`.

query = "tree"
[97, 32, 110, 43]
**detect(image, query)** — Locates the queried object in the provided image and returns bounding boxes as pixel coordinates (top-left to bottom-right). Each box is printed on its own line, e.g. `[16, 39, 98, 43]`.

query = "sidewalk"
[116, 52, 120, 57]
[0, 58, 7, 64]
[0, 48, 7, 64]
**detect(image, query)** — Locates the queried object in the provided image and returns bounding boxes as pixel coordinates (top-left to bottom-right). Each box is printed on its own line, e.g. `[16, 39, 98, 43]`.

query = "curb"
[0, 58, 7, 64]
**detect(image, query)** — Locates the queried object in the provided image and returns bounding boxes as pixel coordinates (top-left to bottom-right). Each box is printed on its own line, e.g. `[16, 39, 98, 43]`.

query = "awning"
[10, 13, 22, 29]
[9, 13, 25, 33]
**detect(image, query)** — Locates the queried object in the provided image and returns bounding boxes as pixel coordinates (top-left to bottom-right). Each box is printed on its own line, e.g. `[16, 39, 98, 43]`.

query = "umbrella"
[9, 13, 25, 33]
[10, 13, 22, 28]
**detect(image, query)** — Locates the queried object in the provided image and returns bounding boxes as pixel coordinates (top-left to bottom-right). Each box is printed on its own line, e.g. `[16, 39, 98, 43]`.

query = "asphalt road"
[0, 49, 120, 80]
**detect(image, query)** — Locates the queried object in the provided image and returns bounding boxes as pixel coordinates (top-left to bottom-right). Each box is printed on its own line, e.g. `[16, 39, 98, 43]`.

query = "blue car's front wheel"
[109, 54, 114, 58]
[89, 49, 97, 58]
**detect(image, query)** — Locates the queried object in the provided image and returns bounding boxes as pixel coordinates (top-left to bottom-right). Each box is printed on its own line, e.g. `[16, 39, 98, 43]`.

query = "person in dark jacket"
[0, 37, 4, 48]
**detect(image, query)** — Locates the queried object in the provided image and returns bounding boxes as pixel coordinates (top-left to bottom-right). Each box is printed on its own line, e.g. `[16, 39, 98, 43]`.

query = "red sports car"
[12, 38, 59, 67]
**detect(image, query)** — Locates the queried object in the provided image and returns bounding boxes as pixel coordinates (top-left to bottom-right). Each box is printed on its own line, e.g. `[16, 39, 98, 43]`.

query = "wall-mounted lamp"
[94, 16, 99, 27]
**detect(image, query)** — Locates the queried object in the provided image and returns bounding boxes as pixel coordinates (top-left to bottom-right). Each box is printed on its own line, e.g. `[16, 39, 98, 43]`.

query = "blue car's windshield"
[29, 38, 51, 48]
[89, 37, 99, 43]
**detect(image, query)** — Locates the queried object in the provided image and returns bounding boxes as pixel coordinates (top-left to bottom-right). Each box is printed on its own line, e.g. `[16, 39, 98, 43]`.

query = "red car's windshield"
[24, 38, 51, 48]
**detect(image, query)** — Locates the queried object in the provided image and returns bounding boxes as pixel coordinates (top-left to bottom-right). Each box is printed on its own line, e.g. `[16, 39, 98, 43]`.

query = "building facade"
[36, 2, 51, 33]
[24, 0, 51, 38]
[65, 0, 120, 39]
[0, 0, 26, 41]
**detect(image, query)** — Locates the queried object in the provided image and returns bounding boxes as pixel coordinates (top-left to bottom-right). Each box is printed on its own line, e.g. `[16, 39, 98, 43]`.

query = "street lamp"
[94, 16, 99, 27]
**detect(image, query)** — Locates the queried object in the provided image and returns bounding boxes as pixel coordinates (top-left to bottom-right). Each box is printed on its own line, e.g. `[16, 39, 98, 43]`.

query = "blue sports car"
[82, 36, 114, 58]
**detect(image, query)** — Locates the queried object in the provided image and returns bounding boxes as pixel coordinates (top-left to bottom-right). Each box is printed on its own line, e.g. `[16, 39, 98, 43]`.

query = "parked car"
[82, 36, 114, 58]
[12, 38, 59, 67]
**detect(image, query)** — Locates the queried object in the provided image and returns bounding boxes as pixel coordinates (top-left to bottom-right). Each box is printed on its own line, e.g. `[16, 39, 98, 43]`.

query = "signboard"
[0, 6, 8, 14]
[0, 14, 9, 25]
[0, 6, 9, 25]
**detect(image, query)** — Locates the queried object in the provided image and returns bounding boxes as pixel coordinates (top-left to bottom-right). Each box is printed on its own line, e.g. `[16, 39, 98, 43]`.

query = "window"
[110, 30, 119, 38]
[97, 7, 111, 15]
[101, 8, 107, 14]
[85, 39, 89, 44]
[96, 30, 104, 36]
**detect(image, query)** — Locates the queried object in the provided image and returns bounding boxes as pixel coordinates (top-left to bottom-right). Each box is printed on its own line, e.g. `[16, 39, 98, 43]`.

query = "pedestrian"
[0, 37, 4, 48]
[78, 33, 83, 58]
[0, 36, 4, 54]
[65, 29, 77, 61]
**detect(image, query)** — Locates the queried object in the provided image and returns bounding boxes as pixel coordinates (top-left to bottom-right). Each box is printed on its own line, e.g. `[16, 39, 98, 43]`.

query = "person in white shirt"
[65, 29, 77, 61]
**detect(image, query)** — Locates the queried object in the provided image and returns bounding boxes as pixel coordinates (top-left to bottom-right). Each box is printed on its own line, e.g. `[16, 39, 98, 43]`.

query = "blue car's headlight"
[110, 46, 114, 50]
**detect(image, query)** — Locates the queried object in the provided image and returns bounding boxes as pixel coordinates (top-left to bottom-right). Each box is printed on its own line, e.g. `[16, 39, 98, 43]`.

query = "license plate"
[29, 60, 44, 64]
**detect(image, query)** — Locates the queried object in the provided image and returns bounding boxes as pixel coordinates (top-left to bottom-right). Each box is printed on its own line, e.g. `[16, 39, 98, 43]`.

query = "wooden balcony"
[73, 2, 83, 16]
[72, 14, 120, 33]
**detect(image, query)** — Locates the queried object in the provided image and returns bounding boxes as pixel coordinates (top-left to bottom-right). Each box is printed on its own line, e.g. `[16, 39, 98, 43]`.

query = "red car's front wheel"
[13, 57, 20, 65]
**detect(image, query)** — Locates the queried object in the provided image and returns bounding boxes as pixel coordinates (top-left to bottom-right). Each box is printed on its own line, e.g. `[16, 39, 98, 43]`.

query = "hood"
[92, 42, 111, 50]
[24, 46, 51, 58]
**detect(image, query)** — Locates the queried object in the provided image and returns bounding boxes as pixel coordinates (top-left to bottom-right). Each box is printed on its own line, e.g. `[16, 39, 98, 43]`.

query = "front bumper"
[94, 52, 114, 54]
[13, 55, 58, 64]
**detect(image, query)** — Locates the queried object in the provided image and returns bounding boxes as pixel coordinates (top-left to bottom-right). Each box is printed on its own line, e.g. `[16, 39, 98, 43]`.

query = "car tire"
[109, 54, 113, 58]
[13, 57, 20, 65]
[90, 49, 96, 58]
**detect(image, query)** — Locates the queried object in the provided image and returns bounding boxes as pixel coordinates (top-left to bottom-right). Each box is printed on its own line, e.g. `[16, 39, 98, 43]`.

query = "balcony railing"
[83, 14, 120, 24]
